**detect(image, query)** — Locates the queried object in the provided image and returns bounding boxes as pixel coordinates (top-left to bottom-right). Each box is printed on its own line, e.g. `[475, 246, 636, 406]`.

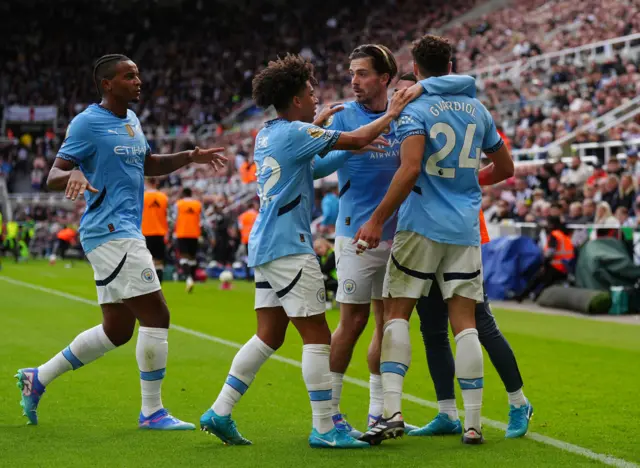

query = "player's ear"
[101, 78, 110, 94]
[292, 95, 302, 109]
[381, 73, 390, 87]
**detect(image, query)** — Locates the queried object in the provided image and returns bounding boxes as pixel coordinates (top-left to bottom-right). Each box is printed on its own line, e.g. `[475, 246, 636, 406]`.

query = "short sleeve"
[57, 115, 96, 165]
[481, 109, 503, 153]
[393, 105, 426, 144]
[289, 122, 341, 161]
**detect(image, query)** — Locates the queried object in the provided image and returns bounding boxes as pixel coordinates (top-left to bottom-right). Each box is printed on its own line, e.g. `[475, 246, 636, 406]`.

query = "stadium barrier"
[570, 138, 640, 162]
[511, 95, 640, 161]
[469, 32, 640, 83]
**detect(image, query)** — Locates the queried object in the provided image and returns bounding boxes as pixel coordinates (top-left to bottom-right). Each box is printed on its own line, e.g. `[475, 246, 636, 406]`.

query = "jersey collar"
[354, 101, 387, 116]
[265, 117, 288, 126]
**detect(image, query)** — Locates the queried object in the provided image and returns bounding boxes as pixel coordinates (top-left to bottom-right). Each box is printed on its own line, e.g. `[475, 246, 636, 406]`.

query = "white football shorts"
[334, 236, 392, 304]
[383, 230, 483, 302]
[254, 254, 326, 318]
[86, 238, 161, 305]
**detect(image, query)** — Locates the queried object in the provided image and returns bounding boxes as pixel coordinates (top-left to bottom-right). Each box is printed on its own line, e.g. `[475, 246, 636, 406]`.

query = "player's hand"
[403, 82, 424, 102]
[190, 146, 227, 171]
[353, 219, 383, 254]
[65, 169, 98, 201]
[313, 102, 345, 127]
[387, 88, 412, 119]
[353, 136, 390, 154]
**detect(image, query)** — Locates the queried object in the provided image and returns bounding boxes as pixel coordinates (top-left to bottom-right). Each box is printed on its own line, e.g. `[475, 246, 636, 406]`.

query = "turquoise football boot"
[200, 409, 252, 445]
[408, 413, 462, 436]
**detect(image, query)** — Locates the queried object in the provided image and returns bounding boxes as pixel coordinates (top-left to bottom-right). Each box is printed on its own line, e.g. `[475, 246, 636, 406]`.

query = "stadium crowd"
[2, 0, 640, 259]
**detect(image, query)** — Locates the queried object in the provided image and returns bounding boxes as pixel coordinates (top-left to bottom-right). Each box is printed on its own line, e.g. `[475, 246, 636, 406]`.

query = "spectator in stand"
[546, 177, 560, 201]
[595, 201, 619, 226]
[606, 156, 623, 176]
[600, 175, 619, 210]
[514, 178, 532, 204]
[490, 199, 513, 223]
[626, 149, 640, 176]
[513, 201, 530, 222]
[614, 173, 636, 211]
[587, 163, 607, 186]
[582, 198, 596, 223]
[566, 202, 584, 224]
[630, 195, 640, 226]
[614, 206, 634, 227]
[561, 156, 593, 186]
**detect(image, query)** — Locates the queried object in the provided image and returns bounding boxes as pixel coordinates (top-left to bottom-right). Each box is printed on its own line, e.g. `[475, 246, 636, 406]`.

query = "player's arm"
[332, 89, 412, 151]
[478, 111, 514, 186]
[48, 116, 98, 200]
[144, 146, 227, 176]
[369, 135, 424, 224]
[354, 135, 425, 251]
[478, 145, 514, 186]
[312, 138, 388, 179]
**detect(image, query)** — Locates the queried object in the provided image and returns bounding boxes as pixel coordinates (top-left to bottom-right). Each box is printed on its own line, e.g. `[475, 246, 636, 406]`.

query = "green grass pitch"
[0, 260, 638, 467]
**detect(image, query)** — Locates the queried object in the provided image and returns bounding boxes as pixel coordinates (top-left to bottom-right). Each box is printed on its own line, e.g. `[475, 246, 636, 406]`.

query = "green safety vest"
[6, 221, 18, 239]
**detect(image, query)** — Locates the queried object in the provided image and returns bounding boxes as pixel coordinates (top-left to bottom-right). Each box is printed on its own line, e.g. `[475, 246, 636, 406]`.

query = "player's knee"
[475, 309, 500, 341]
[104, 326, 134, 347]
[346, 311, 369, 335]
[258, 333, 285, 351]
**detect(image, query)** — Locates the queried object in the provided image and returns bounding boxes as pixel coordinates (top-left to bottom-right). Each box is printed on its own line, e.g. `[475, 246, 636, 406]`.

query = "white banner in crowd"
[4, 105, 58, 122]
[634, 232, 640, 266]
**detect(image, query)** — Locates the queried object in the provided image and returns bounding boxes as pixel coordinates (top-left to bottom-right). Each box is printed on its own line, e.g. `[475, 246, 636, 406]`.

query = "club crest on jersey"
[141, 268, 155, 283]
[306, 127, 325, 139]
[343, 279, 356, 295]
[317, 288, 326, 303]
[125, 124, 135, 137]
[383, 125, 391, 134]
[323, 115, 334, 128]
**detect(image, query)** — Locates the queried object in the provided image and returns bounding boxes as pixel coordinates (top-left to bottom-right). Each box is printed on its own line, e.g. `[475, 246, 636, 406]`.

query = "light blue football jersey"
[248, 118, 341, 267]
[323, 101, 400, 241]
[57, 104, 150, 253]
[394, 75, 503, 246]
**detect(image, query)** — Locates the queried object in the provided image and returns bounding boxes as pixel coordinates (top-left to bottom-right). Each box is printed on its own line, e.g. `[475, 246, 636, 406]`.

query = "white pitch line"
[1, 275, 637, 468]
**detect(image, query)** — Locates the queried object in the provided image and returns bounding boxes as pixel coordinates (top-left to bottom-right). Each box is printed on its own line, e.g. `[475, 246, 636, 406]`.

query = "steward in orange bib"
[142, 178, 169, 283]
[515, 216, 574, 302]
[174, 187, 202, 292]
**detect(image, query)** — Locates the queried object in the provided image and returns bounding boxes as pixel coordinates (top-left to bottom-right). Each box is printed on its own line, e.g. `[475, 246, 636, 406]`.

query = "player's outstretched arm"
[478, 144, 514, 186]
[353, 134, 425, 252]
[333, 89, 412, 151]
[47, 158, 99, 201]
[313, 137, 389, 179]
[144, 146, 227, 176]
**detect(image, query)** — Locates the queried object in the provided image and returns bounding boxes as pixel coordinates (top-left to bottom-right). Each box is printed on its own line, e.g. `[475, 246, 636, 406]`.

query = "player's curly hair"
[411, 34, 452, 77]
[349, 44, 398, 86]
[252, 54, 316, 111]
